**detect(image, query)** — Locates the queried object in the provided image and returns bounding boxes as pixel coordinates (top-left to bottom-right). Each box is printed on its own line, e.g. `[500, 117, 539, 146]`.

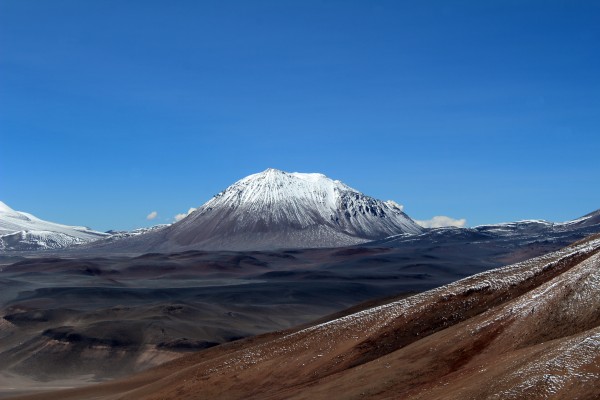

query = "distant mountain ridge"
[4, 170, 600, 254]
[0, 201, 108, 251]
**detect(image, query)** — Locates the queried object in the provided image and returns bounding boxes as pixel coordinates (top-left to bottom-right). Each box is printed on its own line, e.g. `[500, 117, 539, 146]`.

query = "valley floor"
[5, 234, 600, 399]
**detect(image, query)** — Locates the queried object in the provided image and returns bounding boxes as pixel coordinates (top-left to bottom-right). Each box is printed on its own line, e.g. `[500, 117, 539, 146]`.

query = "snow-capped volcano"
[165, 168, 422, 250]
[0, 201, 109, 251]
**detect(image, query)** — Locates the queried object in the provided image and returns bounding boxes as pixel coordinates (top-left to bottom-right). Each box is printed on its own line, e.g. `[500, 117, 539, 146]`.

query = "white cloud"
[174, 207, 197, 222]
[415, 216, 467, 228]
[146, 211, 158, 220]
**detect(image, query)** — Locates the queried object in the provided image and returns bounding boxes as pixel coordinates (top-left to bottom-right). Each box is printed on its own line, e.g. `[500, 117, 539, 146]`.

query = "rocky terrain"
[7, 233, 600, 399]
[1, 217, 600, 398]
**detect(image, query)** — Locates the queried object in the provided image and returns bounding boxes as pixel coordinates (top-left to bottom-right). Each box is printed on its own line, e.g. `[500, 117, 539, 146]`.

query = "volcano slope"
[79, 168, 422, 253]
[10, 234, 600, 400]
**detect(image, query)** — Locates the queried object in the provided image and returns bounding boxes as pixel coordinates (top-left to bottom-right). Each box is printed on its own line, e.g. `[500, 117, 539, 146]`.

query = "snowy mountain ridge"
[0, 201, 109, 251]
[104, 225, 170, 241]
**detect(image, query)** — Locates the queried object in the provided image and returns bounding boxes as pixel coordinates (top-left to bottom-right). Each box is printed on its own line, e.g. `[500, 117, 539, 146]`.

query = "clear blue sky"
[1, 0, 599, 231]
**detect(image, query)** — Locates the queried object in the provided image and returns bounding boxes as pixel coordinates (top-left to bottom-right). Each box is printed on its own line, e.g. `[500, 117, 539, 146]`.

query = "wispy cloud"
[415, 216, 467, 228]
[174, 207, 196, 222]
[146, 211, 158, 220]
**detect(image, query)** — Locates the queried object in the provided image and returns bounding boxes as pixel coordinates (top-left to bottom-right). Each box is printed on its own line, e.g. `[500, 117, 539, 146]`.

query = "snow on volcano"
[165, 168, 423, 250]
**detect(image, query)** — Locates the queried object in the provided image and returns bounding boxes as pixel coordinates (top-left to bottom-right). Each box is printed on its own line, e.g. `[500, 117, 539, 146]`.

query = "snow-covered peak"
[239, 168, 355, 190]
[218, 168, 360, 212]
[168, 169, 423, 250]
[289, 172, 357, 192]
[0, 201, 110, 252]
[0, 201, 32, 222]
[0, 201, 17, 214]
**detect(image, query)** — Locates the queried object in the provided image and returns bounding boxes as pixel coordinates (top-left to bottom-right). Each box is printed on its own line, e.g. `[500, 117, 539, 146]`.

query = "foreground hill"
[12, 233, 600, 399]
[0, 202, 108, 251]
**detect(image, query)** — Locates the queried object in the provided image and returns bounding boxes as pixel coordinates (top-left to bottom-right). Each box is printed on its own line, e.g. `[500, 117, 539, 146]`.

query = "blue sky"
[1, 0, 599, 231]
